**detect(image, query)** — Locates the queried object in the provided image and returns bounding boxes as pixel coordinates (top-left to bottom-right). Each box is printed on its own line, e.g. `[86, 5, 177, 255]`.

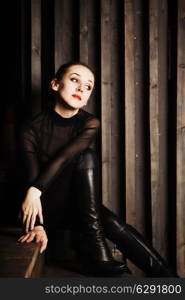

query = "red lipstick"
[72, 94, 81, 100]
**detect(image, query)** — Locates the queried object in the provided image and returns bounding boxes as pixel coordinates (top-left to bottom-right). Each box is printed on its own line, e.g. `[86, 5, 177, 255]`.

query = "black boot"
[101, 205, 178, 277]
[74, 149, 129, 276]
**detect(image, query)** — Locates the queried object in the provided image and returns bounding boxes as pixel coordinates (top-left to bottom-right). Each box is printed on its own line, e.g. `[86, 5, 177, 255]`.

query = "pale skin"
[18, 65, 95, 253]
[18, 226, 48, 253]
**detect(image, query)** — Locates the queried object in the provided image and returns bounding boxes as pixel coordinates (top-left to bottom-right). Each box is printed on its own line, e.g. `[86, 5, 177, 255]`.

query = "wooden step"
[0, 227, 44, 278]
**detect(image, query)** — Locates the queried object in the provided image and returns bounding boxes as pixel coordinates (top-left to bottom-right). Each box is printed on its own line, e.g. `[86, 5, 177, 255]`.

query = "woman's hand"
[20, 186, 43, 233]
[18, 226, 48, 253]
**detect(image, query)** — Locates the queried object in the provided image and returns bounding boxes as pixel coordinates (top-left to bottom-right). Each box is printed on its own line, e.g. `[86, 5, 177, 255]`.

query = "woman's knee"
[76, 148, 98, 170]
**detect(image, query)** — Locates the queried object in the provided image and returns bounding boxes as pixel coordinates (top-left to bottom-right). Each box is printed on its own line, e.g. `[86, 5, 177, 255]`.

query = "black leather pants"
[74, 148, 176, 277]
[43, 148, 176, 277]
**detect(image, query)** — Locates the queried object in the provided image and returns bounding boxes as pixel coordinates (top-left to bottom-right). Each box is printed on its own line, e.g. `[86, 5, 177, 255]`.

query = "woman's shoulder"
[21, 110, 49, 132]
[77, 110, 100, 131]
[79, 109, 100, 122]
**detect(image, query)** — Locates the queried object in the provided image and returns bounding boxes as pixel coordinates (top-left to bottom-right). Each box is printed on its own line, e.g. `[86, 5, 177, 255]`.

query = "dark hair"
[55, 61, 95, 81]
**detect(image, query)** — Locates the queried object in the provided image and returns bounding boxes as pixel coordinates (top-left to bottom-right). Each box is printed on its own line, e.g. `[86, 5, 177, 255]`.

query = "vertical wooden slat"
[41, 0, 54, 110]
[110, 0, 123, 214]
[158, 0, 168, 257]
[79, 0, 88, 64]
[149, 0, 159, 253]
[101, 0, 112, 209]
[21, 0, 27, 106]
[176, 0, 185, 278]
[87, 0, 99, 116]
[79, 0, 96, 115]
[134, 0, 148, 236]
[20, 0, 31, 119]
[125, 0, 136, 227]
[54, 0, 74, 71]
[125, 0, 147, 276]
[31, 0, 41, 116]
[87, 0, 99, 72]
[149, 0, 168, 258]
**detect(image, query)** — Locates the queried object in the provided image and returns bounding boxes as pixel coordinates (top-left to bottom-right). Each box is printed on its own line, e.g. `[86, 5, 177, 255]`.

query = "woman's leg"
[41, 161, 78, 229]
[101, 205, 177, 277]
[74, 148, 177, 277]
[40, 162, 78, 262]
[73, 148, 128, 275]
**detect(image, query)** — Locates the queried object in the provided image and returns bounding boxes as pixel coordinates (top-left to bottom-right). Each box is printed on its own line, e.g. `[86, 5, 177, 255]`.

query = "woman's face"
[51, 65, 95, 109]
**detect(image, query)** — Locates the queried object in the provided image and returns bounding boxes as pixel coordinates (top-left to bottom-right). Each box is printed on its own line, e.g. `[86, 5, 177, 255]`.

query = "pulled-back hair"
[55, 61, 95, 81]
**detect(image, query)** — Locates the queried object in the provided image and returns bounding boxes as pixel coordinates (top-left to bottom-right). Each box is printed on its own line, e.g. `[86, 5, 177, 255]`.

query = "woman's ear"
[50, 79, 59, 91]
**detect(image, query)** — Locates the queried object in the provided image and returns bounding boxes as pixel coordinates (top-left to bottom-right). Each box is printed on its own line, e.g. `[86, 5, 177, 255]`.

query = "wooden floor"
[0, 227, 137, 278]
[0, 227, 44, 278]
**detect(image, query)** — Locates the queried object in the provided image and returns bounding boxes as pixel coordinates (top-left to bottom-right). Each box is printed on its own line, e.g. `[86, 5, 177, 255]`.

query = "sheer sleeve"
[20, 123, 40, 188]
[32, 117, 100, 193]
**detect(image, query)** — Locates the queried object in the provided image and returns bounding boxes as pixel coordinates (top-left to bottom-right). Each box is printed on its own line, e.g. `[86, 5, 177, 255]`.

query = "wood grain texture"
[54, 0, 74, 71]
[176, 0, 185, 278]
[149, 0, 168, 258]
[79, 0, 97, 115]
[110, 0, 123, 215]
[131, 0, 147, 236]
[125, 0, 147, 277]
[31, 0, 41, 116]
[0, 228, 43, 278]
[101, 0, 112, 209]
[125, 0, 136, 227]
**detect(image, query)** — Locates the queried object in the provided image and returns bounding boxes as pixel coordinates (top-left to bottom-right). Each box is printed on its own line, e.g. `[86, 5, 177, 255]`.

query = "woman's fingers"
[22, 210, 28, 224]
[25, 209, 37, 232]
[30, 213, 37, 231]
[40, 237, 48, 253]
[18, 232, 35, 243]
[18, 235, 26, 242]
[25, 213, 32, 233]
[21, 196, 43, 232]
[36, 236, 41, 243]
[18, 230, 48, 254]
[18, 233, 30, 243]
[26, 232, 35, 243]
[38, 208, 44, 224]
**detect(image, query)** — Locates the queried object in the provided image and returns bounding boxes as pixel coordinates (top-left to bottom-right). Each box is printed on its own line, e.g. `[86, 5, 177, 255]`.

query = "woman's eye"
[85, 85, 92, 91]
[71, 77, 78, 83]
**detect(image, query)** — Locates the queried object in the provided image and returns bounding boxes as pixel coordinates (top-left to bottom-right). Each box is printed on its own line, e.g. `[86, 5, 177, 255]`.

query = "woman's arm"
[31, 117, 100, 193]
[20, 117, 100, 231]
[21, 186, 43, 232]
[20, 124, 43, 232]
[20, 123, 40, 186]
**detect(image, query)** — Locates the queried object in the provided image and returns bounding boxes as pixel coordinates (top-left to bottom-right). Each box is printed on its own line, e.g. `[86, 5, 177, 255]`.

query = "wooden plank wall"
[176, 0, 185, 278]
[5, 0, 184, 277]
[101, 0, 124, 214]
[125, 0, 149, 276]
[79, 0, 98, 115]
[125, 0, 136, 232]
[55, 0, 75, 71]
[101, 0, 112, 210]
[149, 0, 168, 259]
[31, 0, 41, 116]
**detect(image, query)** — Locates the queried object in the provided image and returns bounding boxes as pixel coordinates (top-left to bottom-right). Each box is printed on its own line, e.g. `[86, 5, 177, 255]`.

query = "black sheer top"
[20, 108, 100, 193]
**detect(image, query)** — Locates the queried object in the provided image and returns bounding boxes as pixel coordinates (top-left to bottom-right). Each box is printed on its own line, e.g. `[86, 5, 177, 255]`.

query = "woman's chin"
[59, 98, 85, 110]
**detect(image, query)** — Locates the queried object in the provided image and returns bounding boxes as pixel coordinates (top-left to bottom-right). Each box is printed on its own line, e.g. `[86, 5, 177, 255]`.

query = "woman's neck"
[54, 101, 79, 118]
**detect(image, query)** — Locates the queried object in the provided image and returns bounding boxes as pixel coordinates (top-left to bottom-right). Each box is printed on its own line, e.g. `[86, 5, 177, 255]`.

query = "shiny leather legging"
[41, 148, 175, 277]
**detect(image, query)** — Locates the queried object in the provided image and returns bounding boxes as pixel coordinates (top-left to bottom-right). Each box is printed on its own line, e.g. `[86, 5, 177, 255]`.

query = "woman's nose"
[76, 84, 84, 92]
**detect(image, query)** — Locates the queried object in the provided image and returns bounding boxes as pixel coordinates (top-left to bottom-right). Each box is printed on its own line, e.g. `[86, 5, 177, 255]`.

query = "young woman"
[18, 62, 177, 277]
